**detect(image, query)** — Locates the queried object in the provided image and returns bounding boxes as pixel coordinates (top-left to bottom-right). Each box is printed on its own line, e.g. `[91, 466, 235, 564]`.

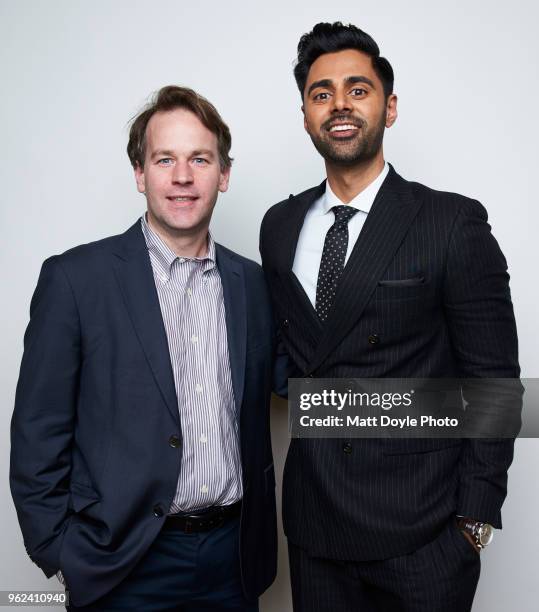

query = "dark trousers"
[67, 516, 257, 611]
[288, 520, 481, 612]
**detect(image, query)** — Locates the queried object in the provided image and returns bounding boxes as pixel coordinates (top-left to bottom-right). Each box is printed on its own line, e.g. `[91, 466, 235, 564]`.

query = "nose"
[331, 88, 352, 113]
[172, 159, 193, 184]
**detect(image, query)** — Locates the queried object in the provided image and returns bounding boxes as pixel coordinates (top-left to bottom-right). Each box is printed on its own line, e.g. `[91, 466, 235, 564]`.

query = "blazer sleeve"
[10, 256, 80, 577]
[443, 199, 519, 527]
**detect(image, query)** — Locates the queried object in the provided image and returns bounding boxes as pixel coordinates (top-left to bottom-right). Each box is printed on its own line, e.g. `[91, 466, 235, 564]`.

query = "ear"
[218, 165, 231, 193]
[385, 94, 398, 128]
[134, 163, 146, 193]
[302, 105, 309, 132]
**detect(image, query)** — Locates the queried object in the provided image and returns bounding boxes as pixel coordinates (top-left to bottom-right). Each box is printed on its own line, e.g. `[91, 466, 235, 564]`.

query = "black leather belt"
[162, 500, 242, 534]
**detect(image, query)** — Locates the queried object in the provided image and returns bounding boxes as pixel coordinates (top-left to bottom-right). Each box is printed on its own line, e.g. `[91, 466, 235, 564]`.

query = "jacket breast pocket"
[374, 276, 431, 301]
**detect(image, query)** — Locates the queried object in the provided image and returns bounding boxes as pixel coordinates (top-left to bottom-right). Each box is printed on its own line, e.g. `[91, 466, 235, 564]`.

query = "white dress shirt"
[292, 162, 389, 307]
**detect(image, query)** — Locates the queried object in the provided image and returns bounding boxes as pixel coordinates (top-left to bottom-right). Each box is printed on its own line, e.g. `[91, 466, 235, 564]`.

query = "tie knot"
[332, 205, 358, 226]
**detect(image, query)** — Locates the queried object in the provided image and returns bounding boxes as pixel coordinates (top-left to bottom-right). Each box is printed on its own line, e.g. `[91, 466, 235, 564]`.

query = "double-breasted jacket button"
[343, 443, 353, 454]
[153, 505, 164, 518]
[368, 334, 380, 345]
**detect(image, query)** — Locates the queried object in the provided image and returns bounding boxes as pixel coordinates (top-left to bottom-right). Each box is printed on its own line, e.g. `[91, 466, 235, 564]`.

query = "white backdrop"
[1, 1, 537, 610]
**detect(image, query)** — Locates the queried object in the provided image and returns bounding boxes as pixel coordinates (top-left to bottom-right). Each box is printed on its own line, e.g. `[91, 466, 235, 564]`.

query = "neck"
[325, 152, 385, 204]
[147, 214, 209, 258]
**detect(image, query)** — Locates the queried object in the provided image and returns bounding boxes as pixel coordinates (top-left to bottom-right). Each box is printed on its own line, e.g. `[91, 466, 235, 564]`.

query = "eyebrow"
[150, 148, 216, 160]
[151, 149, 175, 160]
[307, 75, 376, 96]
[191, 149, 215, 158]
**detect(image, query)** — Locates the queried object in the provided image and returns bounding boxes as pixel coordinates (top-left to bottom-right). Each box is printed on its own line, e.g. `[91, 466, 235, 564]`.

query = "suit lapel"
[279, 183, 326, 336]
[216, 244, 246, 416]
[282, 182, 326, 270]
[306, 167, 423, 374]
[111, 222, 179, 426]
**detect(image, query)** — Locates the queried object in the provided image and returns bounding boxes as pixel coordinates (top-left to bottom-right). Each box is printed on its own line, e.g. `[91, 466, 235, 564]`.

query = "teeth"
[330, 124, 358, 132]
[172, 197, 193, 201]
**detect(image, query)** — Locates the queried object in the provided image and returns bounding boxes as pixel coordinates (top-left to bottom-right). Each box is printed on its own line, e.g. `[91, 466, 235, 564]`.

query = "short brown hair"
[127, 85, 233, 170]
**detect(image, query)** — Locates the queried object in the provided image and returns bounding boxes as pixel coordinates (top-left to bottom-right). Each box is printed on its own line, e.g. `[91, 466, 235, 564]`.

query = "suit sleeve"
[10, 256, 80, 577]
[443, 200, 519, 528]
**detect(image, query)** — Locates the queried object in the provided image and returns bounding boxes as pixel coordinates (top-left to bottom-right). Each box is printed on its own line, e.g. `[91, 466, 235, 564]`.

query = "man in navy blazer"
[11, 86, 279, 610]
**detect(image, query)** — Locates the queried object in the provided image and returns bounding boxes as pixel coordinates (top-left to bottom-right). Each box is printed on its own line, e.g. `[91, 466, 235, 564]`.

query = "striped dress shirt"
[141, 215, 242, 512]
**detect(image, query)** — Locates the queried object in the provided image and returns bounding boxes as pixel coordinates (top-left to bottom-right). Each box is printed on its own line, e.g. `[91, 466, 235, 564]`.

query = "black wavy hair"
[294, 22, 394, 100]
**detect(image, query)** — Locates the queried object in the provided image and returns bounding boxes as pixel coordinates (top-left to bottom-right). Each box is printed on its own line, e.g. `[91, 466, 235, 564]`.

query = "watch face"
[478, 523, 494, 546]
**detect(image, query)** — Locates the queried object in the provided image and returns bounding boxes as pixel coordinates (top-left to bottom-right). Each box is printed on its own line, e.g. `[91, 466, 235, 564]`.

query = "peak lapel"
[277, 183, 326, 338]
[216, 245, 246, 416]
[111, 222, 179, 426]
[306, 168, 423, 374]
[280, 182, 326, 271]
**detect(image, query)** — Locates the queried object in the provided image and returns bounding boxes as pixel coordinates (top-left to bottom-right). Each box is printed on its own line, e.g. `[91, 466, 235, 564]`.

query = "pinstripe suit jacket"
[260, 165, 519, 561]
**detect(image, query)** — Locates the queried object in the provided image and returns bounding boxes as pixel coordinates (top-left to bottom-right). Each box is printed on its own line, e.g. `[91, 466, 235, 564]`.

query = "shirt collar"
[140, 214, 216, 277]
[320, 161, 389, 216]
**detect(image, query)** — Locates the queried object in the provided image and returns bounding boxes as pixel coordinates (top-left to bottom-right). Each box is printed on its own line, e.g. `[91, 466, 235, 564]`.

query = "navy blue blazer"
[10, 221, 278, 607]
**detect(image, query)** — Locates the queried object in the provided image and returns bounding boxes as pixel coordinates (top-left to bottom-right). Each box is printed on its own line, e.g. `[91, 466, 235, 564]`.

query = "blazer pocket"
[69, 481, 101, 513]
[378, 276, 425, 287]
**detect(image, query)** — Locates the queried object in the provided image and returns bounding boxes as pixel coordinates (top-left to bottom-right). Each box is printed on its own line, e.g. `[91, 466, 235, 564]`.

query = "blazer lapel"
[306, 167, 423, 374]
[111, 222, 179, 426]
[278, 182, 326, 336]
[216, 244, 246, 416]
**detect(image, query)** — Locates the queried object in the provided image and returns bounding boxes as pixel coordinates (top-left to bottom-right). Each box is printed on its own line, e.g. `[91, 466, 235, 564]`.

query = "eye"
[157, 158, 173, 165]
[350, 87, 367, 97]
[313, 91, 330, 101]
[193, 158, 209, 165]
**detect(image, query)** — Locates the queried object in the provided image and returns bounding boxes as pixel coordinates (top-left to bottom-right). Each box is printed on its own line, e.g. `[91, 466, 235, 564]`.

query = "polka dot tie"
[315, 205, 359, 321]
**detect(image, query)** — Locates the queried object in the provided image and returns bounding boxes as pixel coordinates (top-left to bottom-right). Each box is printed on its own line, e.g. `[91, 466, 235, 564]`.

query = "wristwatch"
[457, 517, 494, 549]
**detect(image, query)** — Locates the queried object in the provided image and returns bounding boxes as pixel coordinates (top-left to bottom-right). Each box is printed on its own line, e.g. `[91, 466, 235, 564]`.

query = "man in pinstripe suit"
[11, 86, 282, 610]
[260, 22, 519, 611]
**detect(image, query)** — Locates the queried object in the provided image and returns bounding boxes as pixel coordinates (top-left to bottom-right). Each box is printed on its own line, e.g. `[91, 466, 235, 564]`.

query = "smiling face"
[134, 108, 230, 241]
[302, 49, 397, 166]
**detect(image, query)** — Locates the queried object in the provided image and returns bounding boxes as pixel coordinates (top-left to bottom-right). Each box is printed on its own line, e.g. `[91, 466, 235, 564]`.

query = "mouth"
[327, 123, 361, 139]
[166, 195, 198, 206]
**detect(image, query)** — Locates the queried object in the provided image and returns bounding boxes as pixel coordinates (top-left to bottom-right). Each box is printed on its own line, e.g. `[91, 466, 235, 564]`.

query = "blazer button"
[343, 443, 353, 454]
[153, 505, 164, 518]
[368, 334, 380, 345]
[282, 319, 290, 328]
[169, 435, 181, 448]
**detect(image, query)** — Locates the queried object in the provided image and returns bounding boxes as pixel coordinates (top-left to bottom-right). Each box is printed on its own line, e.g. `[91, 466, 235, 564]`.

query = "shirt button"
[368, 334, 380, 345]
[200, 485, 209, 494]
[186, 288, 192, 296]
[195, 384, 203, 393]
[343, 443, 353, 454]
[153, 505, 164, 518]
[191, 335, 198, 344]
[200, 434, 208, 444]
[169, 435, 181, 448]
[179, 258, 186, 264]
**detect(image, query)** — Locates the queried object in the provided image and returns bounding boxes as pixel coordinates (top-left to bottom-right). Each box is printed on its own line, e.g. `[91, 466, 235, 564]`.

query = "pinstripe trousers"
[288, 519, 481, 612]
